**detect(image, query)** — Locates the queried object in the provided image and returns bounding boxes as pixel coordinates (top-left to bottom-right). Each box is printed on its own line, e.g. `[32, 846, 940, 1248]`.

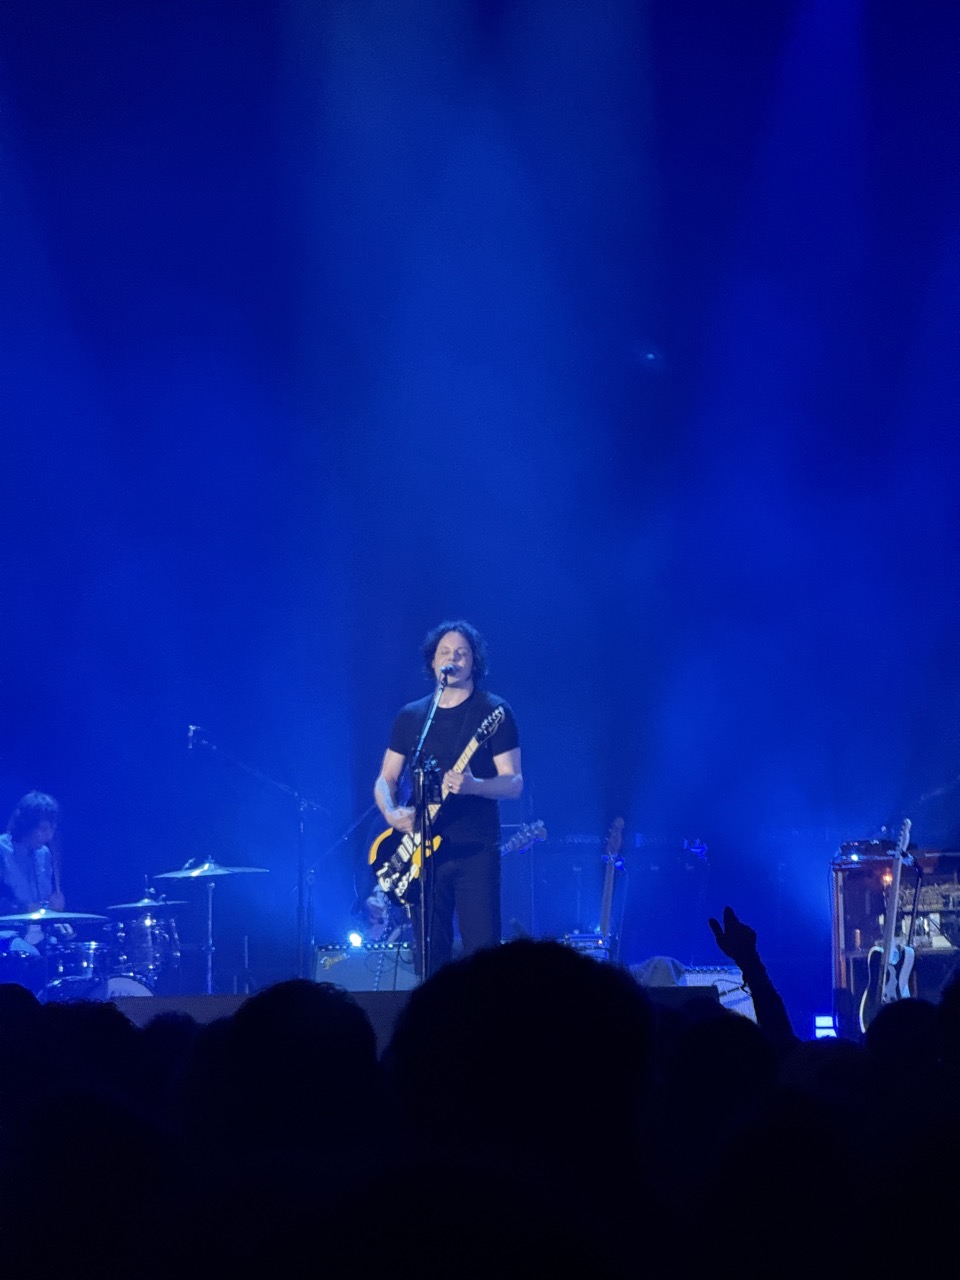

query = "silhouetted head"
[866, 995, 940, 1079]
[937, 962, 960, 1080]
[193, 979, 381, 1158]
[384, 939, 654, 1164]
[0, 981, 43, 1037]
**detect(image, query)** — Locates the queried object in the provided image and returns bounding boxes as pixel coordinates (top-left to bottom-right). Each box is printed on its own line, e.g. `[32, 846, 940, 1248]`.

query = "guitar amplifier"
[630, 958, 756, 1021]
[558, 933, 611, 962]
[314, 943, 419, 992]
[831, 846, 960, 1037]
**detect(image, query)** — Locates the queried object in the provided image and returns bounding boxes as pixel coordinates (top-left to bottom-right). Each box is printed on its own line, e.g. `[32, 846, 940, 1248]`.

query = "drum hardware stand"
[202, 878, 216, 996]
[193, 874, 243, 995]
[233, 934, 255, 995]
[186, 726, 328, 981]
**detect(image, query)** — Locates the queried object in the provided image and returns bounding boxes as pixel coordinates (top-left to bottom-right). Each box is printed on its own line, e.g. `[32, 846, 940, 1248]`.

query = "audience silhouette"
[0, 909, 957, 1276]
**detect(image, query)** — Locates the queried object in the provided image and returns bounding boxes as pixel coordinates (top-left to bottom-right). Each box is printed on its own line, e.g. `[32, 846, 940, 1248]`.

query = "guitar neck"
[878, 820, 912, 980]
[598, 818, 624, 942]
[879, 861, 904, 966]
[439, 739, 483, 800]
[598, 865, 616, 939]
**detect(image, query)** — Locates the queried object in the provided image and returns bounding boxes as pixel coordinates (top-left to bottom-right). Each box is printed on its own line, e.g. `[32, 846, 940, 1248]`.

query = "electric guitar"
[859, 817, 913, 1033]
[368, 705, 505, 906]
[598, 817, 625, 959]
[500, 819, 547, 858]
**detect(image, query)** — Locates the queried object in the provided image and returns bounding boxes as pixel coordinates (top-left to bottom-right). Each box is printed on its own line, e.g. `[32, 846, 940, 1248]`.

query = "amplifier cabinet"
[559, 932, 611, 962]
[314, 943, 419, 992]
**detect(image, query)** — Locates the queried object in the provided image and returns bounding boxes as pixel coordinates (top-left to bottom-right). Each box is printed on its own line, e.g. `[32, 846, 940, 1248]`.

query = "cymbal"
[0, 908, 108, 925]
[107, 896, 188, 911]
[154, 859, 269, 880]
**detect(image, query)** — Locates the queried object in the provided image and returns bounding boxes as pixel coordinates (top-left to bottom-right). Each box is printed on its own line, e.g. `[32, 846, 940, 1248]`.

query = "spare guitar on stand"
[561, 816, 624, 963]
[859, 817, 915, 1033]
[598, 817, 625, 963]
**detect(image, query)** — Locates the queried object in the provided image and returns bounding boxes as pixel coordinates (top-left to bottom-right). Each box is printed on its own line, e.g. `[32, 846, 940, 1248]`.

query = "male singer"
[373, 620, 522, 977]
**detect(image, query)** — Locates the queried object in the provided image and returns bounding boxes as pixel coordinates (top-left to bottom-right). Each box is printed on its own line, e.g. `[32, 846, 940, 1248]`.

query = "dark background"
[3, 1, 958, 1028]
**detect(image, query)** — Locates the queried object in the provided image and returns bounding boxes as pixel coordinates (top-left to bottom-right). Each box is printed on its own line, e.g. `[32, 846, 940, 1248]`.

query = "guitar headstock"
[603, 817, 625, 865]
[501, 819, 547, 857]
[896, 818, 912, 855]
[476, 705, 505, 742]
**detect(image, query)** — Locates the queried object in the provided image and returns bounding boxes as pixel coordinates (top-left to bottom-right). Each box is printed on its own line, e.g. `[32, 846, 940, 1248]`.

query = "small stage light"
[814, 1014, 836, 1039]
[347, 931, 363, 949]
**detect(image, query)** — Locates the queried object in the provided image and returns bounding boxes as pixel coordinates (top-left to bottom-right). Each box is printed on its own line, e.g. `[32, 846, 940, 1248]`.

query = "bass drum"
[95, 974, 154, 999]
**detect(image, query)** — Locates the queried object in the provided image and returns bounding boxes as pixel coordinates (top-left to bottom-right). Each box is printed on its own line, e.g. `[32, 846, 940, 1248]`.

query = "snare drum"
[50, 939, 111, 982]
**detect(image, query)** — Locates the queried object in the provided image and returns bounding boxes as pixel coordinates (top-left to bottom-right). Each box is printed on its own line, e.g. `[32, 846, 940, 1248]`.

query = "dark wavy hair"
[7, 791, 60, 840]
[421, 619, 488, 686]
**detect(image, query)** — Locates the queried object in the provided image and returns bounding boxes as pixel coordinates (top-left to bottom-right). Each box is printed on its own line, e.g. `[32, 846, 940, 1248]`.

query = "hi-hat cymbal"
[107, 896, 188, 911]
[154, 859, 269, 880]
[0, 908, 108, 925]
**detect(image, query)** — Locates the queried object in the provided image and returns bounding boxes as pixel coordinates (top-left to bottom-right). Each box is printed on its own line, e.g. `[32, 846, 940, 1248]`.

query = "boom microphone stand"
[187, 726, 328, 979]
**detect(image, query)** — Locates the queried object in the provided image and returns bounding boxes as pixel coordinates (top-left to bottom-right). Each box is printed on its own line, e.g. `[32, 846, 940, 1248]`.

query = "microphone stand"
[187, 728, 328, 981]
[409, 674, 447, 979]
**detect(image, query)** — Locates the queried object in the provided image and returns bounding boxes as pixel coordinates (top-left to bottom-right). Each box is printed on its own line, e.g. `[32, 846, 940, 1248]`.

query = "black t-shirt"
[387, 688, 520, 855]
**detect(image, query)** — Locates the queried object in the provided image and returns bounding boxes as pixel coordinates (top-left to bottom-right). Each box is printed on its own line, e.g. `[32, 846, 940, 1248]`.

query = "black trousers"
[412, 845, 501, 978]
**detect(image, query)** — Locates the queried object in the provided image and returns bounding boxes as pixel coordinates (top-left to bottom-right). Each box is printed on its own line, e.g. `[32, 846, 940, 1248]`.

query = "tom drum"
[111, 911, 180, 985]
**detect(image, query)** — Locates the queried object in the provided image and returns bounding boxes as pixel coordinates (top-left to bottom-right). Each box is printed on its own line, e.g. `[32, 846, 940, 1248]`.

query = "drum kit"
[0, 858, 268, 1002]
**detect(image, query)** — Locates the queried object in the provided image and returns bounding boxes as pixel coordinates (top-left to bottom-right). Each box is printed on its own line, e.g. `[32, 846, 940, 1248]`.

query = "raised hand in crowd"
[708, 905, 796, 1054]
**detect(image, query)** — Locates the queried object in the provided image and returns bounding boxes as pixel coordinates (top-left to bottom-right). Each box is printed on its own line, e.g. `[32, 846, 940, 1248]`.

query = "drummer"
[0, 791, 66, 951]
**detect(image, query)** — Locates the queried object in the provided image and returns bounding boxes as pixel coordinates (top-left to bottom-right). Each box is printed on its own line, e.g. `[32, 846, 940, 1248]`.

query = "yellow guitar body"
[368, 827, 442, 873]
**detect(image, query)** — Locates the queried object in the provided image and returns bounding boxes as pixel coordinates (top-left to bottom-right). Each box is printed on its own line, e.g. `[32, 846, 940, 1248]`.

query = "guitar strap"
[418, 696, 477, 775]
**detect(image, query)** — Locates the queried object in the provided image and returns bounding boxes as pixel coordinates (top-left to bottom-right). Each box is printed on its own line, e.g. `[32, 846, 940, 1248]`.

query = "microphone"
[188, 724, 201, 749]
[439, 665, 456, 676]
